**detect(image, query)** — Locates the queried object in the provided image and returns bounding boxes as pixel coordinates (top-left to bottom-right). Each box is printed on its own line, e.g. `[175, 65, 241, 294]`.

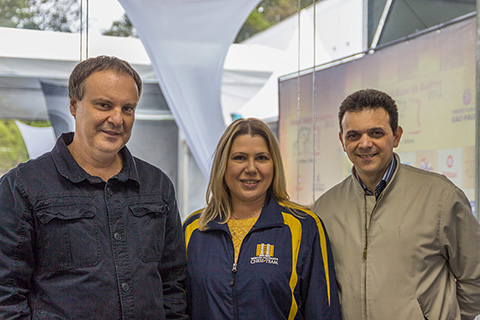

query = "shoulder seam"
[183, 209, 203, 226]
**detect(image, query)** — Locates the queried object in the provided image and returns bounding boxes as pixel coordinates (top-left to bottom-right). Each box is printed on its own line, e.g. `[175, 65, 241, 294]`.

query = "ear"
[393, 126, 403, 148]
[69, 98, 77, 117]
[339, 131, 346, 152]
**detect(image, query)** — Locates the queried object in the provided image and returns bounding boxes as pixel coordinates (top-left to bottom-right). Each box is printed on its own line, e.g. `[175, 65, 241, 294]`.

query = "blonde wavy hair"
[198, 118, 303, 231]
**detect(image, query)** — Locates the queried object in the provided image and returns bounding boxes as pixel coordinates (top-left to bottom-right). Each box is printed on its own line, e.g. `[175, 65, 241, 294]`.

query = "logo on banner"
[250, 243, 279, 265]
[447, 155, 454, 168]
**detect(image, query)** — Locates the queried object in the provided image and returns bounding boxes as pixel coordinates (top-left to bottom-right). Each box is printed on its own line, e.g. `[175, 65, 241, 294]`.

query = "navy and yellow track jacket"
[183, 198, 341, 319]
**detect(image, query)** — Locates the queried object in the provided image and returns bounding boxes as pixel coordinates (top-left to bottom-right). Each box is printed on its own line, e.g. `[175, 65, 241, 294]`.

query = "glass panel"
[0, 0, 80, 32]
[279, 16, 476, 209]
[375, 0, 476, 46]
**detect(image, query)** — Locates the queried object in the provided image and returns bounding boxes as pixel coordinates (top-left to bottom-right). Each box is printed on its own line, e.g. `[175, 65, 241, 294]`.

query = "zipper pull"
[363, 247, 367, 259]
[230, 263, 237, 286]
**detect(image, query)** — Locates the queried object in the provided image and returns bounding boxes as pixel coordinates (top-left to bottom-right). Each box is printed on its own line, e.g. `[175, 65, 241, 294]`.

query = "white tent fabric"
[119, 0, 261, 177]
[15, 120, 56, 159]
[41, 81, 75, 138]
[221, 44, 285, 123]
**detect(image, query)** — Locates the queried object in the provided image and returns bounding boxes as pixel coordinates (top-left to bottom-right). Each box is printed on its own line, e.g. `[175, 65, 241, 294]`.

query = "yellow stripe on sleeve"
[304, 210, 331, 305]
[184, 218, 199, 255]
[282, 212, 302, 320]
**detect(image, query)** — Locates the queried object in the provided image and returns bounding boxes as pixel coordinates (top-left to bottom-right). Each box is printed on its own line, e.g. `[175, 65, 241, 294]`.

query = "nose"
[358, 134, 373, 148]
[245, 158, 257, 174]
[108, 107, 124, 127]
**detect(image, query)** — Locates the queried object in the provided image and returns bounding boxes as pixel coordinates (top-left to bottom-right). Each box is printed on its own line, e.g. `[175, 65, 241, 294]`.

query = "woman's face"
[224, 134, 274, 207]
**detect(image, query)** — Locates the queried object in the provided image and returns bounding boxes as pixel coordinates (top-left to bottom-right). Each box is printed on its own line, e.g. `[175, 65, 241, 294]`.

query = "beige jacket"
[313, 154, 480, 320]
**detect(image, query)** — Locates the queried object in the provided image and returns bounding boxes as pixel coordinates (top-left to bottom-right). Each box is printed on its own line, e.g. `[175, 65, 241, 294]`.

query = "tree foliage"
[236, 0, 313, 42]
[101, 0, 314, 41]
[102, 13, 137, 38]
[0, 120, 28, 176]
[0, 0, 80, 32]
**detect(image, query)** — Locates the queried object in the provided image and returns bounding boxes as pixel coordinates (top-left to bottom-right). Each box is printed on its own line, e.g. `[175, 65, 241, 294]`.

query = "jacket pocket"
[35, 205, 99, 272]
[129, 203, 167, 262]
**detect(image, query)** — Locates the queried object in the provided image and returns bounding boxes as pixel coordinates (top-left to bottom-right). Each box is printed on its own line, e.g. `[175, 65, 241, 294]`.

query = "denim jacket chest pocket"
[34, 204, 99, 272]
[129, 203, 168, 263]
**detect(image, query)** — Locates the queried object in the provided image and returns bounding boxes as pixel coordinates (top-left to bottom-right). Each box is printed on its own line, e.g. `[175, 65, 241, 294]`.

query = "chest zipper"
[231, 262, 239, 320]
[363, 194, 382, 260]
[229, 224, 255, 320]
[230, 263, 237, 286]
[364, 194, 383, 320]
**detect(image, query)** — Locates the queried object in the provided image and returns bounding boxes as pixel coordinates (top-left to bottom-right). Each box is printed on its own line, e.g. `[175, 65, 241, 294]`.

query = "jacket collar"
[350, 153, 401, 196]
[205, 197, 285, 233]
[52, 132, 140, 186]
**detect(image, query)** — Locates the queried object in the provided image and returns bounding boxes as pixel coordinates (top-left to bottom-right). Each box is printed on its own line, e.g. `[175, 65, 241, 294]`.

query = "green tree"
[0, 120, 28, 176]
[102, 13, 137, 37]
[235, 0, 314, 42]
[101, 0, 314, 41]
[0, 0, 80, 32]
[0, 120, 51, 175]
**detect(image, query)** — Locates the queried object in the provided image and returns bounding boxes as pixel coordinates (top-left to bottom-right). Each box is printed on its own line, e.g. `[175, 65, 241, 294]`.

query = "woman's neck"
[230, 198, 265, 220]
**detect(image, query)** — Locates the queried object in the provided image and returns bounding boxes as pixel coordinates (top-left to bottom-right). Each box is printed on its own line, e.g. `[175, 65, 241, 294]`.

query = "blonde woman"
[183, 118, 341, 319]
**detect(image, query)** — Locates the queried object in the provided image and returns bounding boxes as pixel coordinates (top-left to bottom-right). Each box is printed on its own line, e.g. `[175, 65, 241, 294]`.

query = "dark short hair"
[338, 89, 398, 133]
[68, 55, 142, 100]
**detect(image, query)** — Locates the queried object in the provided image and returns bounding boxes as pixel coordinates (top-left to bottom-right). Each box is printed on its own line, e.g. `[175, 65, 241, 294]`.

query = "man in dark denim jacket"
[0, 56, 188, 319]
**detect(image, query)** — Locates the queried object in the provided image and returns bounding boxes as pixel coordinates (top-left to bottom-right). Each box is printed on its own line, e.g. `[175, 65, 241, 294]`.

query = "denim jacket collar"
[52, 132, 140, 186]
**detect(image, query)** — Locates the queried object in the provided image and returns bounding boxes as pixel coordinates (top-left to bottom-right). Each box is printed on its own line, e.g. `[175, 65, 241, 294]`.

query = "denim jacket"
[0, 133, 188, 320]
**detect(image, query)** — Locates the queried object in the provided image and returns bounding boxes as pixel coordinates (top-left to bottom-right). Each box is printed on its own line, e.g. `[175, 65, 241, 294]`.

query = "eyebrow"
[91, 98, 138, 107]
[230, 151, 271, 156]
[346, 127, 386, 134]
[91, 98, 112, 104]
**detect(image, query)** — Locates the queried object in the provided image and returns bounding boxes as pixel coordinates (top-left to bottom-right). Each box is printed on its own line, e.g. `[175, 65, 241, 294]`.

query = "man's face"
[339, 107, 402, 187]
[70, 70, 139, 159]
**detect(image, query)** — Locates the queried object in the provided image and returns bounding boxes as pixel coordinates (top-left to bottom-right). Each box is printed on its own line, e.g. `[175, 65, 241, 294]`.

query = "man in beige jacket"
[313, 88, 480, 320]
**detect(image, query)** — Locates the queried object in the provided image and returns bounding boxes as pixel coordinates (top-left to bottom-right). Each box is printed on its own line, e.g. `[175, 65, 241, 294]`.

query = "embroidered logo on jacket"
[250, 243, 279, 265]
